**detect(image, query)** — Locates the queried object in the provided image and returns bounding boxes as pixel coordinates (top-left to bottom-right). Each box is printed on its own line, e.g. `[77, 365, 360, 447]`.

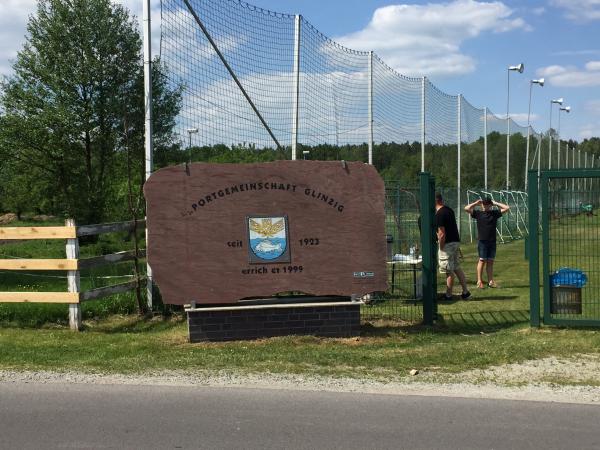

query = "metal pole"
[457, 95, 462, 234]
[548, 102, 553, 169]
[484, 107, 488, 190]
[525, 83, 533, 190]
[592, 156, 596, 193]
[421, 77, 426, 172]
[506, 69, 511, 189]
[576, 148, 579, 194]
[557, 110, 561, 170]
[368, 51, 373, 165]
[291, 14, 301, 160]
[537, 131, 542, 184]
[572, 146, 575, 191]
[143, 0, 153, 309]
[584, 152, 588, 190]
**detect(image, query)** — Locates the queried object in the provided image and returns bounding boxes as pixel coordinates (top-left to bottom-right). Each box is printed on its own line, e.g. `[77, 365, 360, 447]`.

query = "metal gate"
[529, 169, 600, 327]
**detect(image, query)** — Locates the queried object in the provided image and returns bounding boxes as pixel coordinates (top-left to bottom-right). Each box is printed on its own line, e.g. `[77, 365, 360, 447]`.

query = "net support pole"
[506, 70, 511, 190]
[584, 152, 588, 190]
[421, 77, 426, 172]
[484, 107, 488, 190]
[538, 132, 542, 189]
[525, 84, 533, 190]
[525, 125, 531, 190]
[548, 103, 553, 169]
[577, 149, 581, 191]
[557, 137, 561, 170]
[457, 94, 462, 234]
[182, 0, 281, 150]
[591, 155, 595, 192]
[143, 0, 153, 309]
[572, 146, 575, 191]
[291, 14, 301, 160]
[368, 51, 373, 165]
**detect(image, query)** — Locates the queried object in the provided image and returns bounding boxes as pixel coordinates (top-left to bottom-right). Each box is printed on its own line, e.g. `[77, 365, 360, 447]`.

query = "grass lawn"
[1, 220, 600, 381]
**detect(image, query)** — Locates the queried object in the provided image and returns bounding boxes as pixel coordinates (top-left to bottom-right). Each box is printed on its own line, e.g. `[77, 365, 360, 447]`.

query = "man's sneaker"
[443, 294, 453, 301]
[461, 291, 472, 300]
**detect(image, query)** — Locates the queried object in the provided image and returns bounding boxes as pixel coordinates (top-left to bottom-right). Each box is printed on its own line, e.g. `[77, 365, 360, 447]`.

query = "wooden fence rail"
[0, 219, 146, 330]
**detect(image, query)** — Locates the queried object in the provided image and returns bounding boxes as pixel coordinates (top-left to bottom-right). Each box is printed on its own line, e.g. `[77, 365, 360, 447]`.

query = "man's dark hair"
[482, 196, 493, 206]
[435, 192, 443, 203]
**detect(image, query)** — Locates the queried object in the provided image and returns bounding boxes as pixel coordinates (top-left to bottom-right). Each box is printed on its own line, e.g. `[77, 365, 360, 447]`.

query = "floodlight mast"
[548, 98, 564, 169]
[525, 78, 543, 189]
[506, 63, 524, 190]
[187, 127, 199, 163]
[557, 106, 571, 174]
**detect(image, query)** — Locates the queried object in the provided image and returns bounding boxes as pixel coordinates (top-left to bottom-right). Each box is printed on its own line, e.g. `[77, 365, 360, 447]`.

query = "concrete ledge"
[187, 300, 361, 342]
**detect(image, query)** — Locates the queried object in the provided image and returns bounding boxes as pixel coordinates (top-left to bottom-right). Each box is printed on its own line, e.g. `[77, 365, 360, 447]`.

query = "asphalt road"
[1, 382, 599, 449]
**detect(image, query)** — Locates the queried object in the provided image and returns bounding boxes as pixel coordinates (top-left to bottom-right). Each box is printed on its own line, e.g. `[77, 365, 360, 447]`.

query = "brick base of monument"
[186, 298, 361, 342]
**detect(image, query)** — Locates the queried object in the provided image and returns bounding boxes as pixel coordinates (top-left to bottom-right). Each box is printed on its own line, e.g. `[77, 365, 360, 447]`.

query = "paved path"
[1, 382, 599, 449]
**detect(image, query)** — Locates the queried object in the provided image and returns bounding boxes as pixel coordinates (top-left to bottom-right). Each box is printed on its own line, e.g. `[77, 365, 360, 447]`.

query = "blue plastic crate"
[550, 268, 587, 288]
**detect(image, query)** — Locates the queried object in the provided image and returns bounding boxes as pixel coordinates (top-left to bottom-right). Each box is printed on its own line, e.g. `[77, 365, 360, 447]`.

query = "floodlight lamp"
[532, 78, 544, 86]
[187, 128, 199, 133]
[561, 106, 571, 113]
[509, 63, 524, 73]
[552, 98, 564, 105]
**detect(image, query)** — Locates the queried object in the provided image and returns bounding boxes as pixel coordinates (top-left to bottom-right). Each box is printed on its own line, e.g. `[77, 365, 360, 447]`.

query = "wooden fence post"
[65, 219, 81, 330]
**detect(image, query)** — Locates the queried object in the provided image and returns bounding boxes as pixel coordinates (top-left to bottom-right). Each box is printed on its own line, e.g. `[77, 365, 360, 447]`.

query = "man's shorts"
[438, 241, 461, 274]
[478, 240, 497, 261]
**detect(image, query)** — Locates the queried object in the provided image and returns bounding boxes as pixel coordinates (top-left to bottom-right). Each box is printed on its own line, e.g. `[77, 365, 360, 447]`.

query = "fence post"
[457, 95, 462, 234]
[484, 107, 488, 190]
[527, 172, 540, 326]
[291, 14, 301, 161]
[65, 218, 81, 331]
[368, 51, 373, 165]
[421, 76, 426, 172]
[420, 172, 436, 325]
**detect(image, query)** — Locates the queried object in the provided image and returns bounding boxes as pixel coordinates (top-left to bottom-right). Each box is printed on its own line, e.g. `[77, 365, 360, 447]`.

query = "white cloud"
[537, 61, 600, 87]
[551, 0, 600, 22]
[334, 0, 529, 78]
[508, 113, 540, 123]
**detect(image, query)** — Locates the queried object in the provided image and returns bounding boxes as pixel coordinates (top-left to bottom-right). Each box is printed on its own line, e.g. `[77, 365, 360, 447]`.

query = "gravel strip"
[2, 355, 600, 405]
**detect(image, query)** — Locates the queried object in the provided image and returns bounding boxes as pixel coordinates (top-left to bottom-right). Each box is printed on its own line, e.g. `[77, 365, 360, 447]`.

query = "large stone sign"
[144, 160, 387, 305]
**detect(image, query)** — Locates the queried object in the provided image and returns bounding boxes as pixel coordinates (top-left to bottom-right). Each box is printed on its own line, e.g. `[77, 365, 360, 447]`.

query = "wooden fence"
[0, 219, 146, 330]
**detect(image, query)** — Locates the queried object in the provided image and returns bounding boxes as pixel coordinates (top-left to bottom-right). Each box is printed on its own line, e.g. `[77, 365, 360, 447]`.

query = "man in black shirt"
[435, 193, 471, 300]
[464, 196, 510, 288]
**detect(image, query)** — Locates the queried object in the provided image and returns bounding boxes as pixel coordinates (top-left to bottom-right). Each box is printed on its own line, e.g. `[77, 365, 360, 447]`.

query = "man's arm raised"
[464, 199, 482, 214]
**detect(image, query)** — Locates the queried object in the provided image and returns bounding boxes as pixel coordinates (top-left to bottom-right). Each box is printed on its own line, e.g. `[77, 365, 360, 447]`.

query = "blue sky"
[1, 0, 599, 140]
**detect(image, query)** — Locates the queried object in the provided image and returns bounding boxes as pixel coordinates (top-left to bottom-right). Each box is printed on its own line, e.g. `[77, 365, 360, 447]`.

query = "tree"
[0, 0, 181, 223]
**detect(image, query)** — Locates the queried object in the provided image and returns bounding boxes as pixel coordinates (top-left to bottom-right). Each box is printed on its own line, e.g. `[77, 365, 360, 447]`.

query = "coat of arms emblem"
[247, 215, 290, 263]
